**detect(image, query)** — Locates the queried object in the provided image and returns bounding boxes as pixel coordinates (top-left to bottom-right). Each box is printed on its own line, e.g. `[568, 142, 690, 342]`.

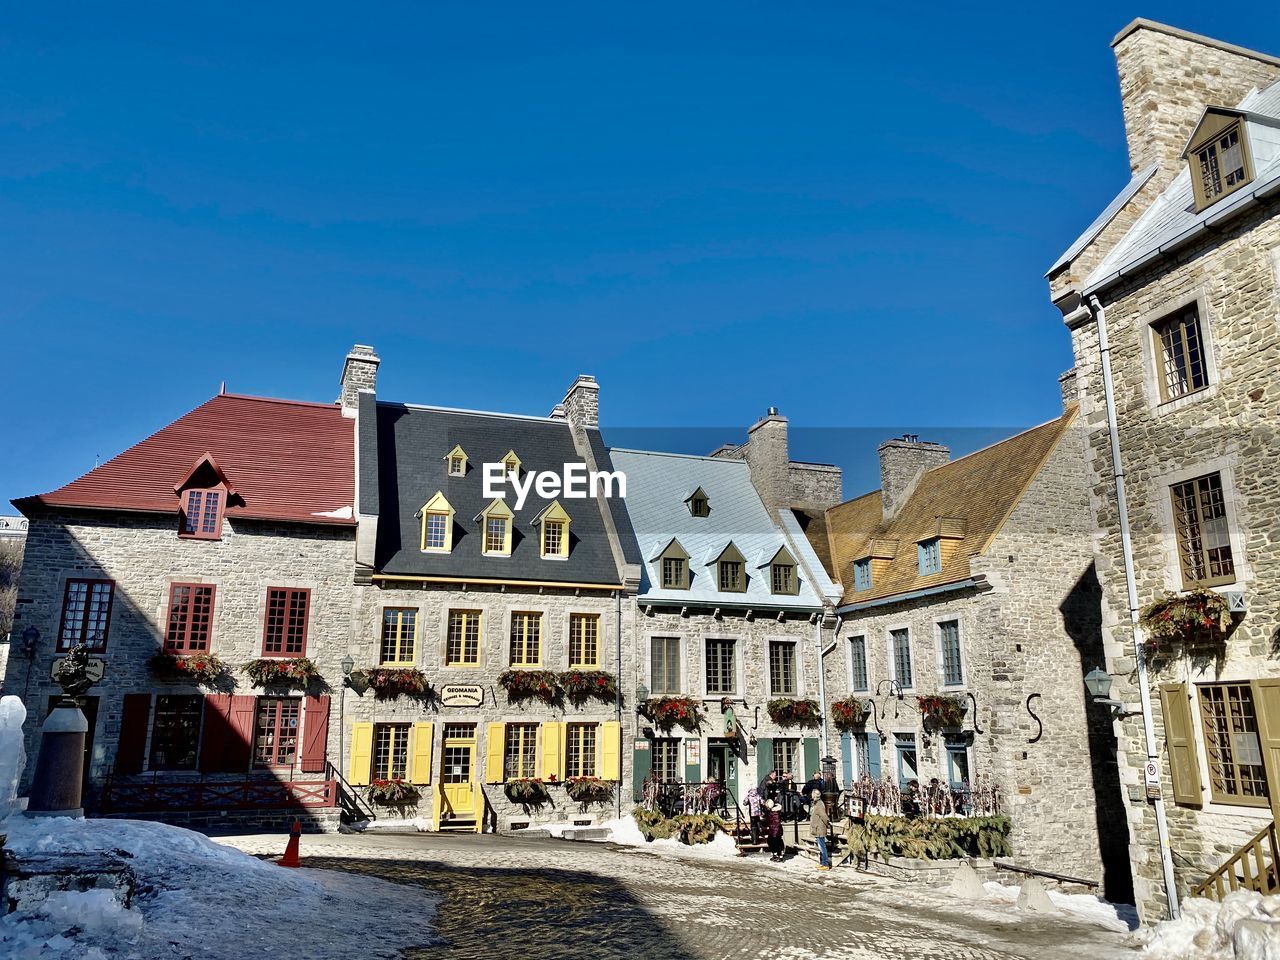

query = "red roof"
[18, 394, 355, 526]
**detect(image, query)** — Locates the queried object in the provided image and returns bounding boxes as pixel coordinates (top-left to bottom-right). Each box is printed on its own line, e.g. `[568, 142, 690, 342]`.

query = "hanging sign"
[51, 657, 105, 684]
[723, 706, 737, 736]
[1144, 760, 1162, 800]
[685, 740, 700, 765]
[439, 684, 484, 707]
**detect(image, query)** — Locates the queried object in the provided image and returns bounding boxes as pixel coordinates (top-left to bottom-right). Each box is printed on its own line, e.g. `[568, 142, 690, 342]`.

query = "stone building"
[808, 407, 1132, 897]
[4, 392, 356, 831]
[1047, 19, 1280, 919]
[347, 354, 642, 831]
[609, 415, 842, 816]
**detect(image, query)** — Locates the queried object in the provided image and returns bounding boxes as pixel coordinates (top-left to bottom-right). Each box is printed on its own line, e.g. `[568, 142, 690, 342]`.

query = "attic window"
[918, 538, 941, 576]
[853, 559, 872, 592]
[535, 501, 571, 559]
[501, 451, 523, 477]
[444, 445, 468, 477]
[181, 489, 224, 539]
[419, 491, 455, 553]
[1191, 120, 1251, 210]
[771, 562, 797, 596]
[657, 539, 690, 590]
[687, 488, 710, 518]
[714, 543, 747, 593]
[477, 499, 514, 557]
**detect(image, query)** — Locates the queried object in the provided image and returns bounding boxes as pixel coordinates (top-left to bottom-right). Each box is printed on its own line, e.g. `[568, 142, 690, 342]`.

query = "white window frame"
[1134, 289, 1220, 417]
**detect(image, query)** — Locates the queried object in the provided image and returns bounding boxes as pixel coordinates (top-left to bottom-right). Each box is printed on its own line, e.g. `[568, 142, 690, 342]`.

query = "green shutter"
[684, 738, 701, 784]
[840, 732, 854, 786]
[632, 738, 652, 801]
[803, 737, 820, 780]
[756, 738, 774, 784]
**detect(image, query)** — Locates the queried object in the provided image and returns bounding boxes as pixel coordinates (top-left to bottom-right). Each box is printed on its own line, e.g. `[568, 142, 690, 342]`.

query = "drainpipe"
[1089, 294, 1180, 920]
[817, 616, 840, 761]
[615, 589, 623, 822]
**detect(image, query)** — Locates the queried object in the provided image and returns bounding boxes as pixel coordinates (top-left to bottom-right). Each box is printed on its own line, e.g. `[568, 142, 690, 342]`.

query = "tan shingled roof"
[821, 409, 1078, 606]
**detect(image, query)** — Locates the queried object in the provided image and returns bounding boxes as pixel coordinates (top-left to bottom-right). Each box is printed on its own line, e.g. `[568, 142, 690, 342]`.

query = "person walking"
[745, 787, 764, 845]
[765, 799, 785, 861]
[809, 788, 831, 870]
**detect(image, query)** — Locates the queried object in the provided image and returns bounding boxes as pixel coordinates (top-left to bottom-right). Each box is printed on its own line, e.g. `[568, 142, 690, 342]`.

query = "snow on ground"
[1137, 891, 1280, 959]
[349, 815, 433, 833]
[981, 881, 1137, 932]
[1, 815, 440, 959]
[597, 816, 741, 859]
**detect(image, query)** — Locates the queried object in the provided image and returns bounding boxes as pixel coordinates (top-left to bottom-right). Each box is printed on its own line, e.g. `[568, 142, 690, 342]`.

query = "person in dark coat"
[765, 799, 785, 861]
[759, 769, 780, 802]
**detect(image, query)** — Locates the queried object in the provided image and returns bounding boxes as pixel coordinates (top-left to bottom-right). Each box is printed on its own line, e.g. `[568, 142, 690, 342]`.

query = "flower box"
[917, 694, 967, 731]
[766, 698, 822, 729]
[565, 776, 613, 805]
[831, 695, 871, 733]
[367, 778, 421, 807]
[498, 669, 561, 705]
[1139, 589, 1233, 664]
[148, 652, 226, 685]
[640, 696, 703, 732]
[559, 670, 618, 706]
[357, 667, 431, 699]
[504, 777, 550, 804]
[242, 657, 320, 689]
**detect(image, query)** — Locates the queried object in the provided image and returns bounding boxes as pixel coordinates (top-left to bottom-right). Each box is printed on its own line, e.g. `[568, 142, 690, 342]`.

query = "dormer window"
[501, 450, 522, 477]
[918, 538, 941, 575]
[174, 453, 234, 540]
[686, 487, 711, 518]
[654, 538, 690, 590]
[477, 499, 514, 557]
[1185, 110, 1254, 211]
[713, 542, 747, 593]
[533, 501, 571, 559]
[444, 445, 469, 477]
[853, 558, 872, 592]
[763, 546, 800, 596]
[419, 491, 455, 553]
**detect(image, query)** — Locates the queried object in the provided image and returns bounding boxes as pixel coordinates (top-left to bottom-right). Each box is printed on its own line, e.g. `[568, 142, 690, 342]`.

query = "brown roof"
[17, 394, 355, 526]
[821, 409, 1077, 606]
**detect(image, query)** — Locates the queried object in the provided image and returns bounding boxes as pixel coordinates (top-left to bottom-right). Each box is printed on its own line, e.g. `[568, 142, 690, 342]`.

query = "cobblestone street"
[221, 832, 1137, 960]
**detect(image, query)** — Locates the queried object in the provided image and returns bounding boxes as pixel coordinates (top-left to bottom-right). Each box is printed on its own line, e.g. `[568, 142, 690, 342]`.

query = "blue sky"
[3, 4, 1271, 505]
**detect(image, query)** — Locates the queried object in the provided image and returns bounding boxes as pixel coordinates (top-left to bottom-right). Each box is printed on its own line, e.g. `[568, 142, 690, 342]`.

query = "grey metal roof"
[608, 448, 827, 609]
[1085, 81, 1280, 294]
[365, 402, 624, 584]
[1045, 163, 1158, 276]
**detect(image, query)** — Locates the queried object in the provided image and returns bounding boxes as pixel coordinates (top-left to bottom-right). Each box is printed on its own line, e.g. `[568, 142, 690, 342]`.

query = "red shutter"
[199, 694, 233, 773]
[300, 695, 331, 773]
[116, 694, 152, 775]
[225, 696, 258, 772]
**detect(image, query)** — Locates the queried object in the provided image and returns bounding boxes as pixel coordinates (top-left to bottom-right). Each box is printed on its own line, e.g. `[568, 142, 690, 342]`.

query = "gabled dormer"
[760, 545, 799, 596]
[1182, 106, 1266, 211]
[174, 453, 235, 540]
[651, 537, 690, 590]
[533, 500, 571, 559]
[418, 491, 455, 553]
[709, 541, 746, 593]
[500, 450, 523, 478]
[475, 498, 514, 557]
[444, 445, 469, 477]
[685, 486, 711, 518]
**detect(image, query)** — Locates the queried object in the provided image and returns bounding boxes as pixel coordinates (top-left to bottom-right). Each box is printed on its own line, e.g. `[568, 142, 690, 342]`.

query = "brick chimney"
[878, 436, 949, 519]
[561, 375, 599, 430]
[339, 345, 380, 418]
[1112, 20, 1280, 175]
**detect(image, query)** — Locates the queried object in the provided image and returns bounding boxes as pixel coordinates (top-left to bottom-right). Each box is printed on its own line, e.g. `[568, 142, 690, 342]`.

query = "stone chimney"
[1112, 20, 1280, 175]
[1059, 368, 1079, 410]
[878, 436, 949, 518]
[339, 345, 380, 418]
[743, 408, 789, 516]
[561, 375, 599, 430]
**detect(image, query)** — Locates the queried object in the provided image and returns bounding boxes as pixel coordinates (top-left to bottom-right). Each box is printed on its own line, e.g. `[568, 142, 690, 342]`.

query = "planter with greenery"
[843, 814, 1011, 862]
[367, 778, 421, 808]
[766, 698, 822, 729]
[831, 695, 871, 733]
[356, 666, 431, 699]
[242, 657, 320, 689]
[559, 670, 618, 706]
[1139, 589, 1233, 663]
[640, 696, 703, 732]
[917, 694, 967, 731]
[498, 669, 561, 705]
[148, 652, 227, 684]
[504, 777, 551, 804]
[565, 776, 613, 805]
[631, 808, 724, 845]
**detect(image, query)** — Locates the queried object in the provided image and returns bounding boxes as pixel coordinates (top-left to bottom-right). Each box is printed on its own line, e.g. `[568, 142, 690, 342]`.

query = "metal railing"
[326, 760, 378, 823]
[1192, 821, 1279, 901]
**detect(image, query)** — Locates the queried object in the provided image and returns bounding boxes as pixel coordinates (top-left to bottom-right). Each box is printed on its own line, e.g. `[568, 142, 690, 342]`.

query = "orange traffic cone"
[278, 818, 302, 868]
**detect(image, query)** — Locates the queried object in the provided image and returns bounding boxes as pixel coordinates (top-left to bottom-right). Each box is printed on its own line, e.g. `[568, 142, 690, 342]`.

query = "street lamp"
[1084, 667, 1141, 718]
[338, 652, 355, 781]
[341, 653, 355, 681]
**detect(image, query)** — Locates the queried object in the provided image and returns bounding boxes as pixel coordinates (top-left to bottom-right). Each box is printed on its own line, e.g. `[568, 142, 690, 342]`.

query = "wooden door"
[441, 724, 477, 818]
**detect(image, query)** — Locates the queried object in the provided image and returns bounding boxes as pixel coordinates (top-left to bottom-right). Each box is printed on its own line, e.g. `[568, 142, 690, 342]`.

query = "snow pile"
[1139, 891, 1280, 959]
[349, 816, 433, 833]
[597, 815, 741, 859]
[982, 881, 1137, 932]
[0, 695, 27, 818]
[1, 815, 440, 959]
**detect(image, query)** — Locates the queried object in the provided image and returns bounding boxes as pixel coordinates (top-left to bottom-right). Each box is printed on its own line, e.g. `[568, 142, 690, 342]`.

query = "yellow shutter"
[541, 721, 565, 781]
[600, 721, 621, 780]
[349, 722, 374, 786]
[1159, 683, 1203, 808]
[410, 722, 434, 785]
[484, 722, 506, 784]
[1252, 679, 1280, 823]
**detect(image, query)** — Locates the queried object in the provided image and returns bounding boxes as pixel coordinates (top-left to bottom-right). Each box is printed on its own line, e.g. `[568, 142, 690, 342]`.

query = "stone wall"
[3, 510, 356, 795]
[1068, 198, 1280, 921]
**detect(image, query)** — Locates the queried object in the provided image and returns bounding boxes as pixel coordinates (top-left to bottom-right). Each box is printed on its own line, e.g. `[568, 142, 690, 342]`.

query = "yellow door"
[441, 723, 477, 820]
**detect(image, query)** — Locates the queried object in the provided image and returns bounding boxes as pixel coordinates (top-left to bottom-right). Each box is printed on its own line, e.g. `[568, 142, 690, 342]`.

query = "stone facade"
[2, 510, 355, 808]
[339, 345, 380, 417]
